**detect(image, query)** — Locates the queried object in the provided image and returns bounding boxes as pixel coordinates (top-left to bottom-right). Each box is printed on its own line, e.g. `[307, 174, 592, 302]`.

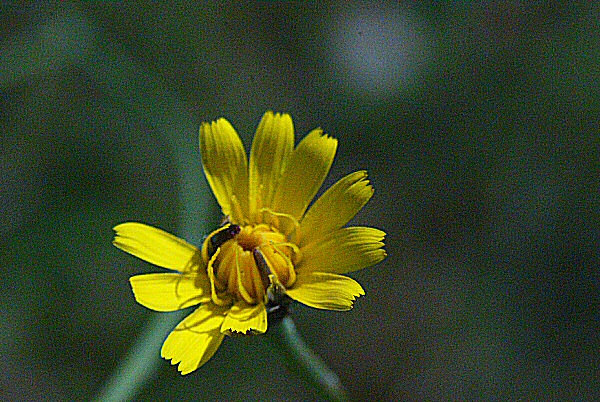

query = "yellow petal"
[299, 171, 374, 246]
[161, 304, 227, 375]
[249, 111, 294, 221]
[113, 222, 200, 272]
[221, 301, 267, 334]
[271, 129, 337, 220]
[129, 273, 210, 312]
[199, 118, 249, 223]
[297, 227, 386, 275]
[286, 272, 365, 311]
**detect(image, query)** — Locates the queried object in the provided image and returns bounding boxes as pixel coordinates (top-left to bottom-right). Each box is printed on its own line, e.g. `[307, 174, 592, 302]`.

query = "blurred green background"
[1, 2, 598, 400]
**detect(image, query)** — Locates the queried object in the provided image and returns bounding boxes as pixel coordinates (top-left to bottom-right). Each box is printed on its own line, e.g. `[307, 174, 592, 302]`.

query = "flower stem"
[266, 316, 349, 402]
[94, 312, 185, 402]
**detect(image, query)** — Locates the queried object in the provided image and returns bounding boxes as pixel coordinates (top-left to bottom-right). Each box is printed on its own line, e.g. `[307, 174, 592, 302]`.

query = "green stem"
[94, 312, 185, 402]
[266, 316, 349, 402]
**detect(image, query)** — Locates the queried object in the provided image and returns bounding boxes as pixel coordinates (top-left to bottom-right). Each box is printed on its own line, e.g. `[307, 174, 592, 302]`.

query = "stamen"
[260, 208, 299, 236]
[272, 241, 301, 257]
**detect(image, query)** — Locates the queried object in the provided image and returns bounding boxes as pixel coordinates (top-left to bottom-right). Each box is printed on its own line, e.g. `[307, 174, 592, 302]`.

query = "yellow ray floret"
[271, 129, 338, 221]
[129, 273, 211, 312]
[199, 118, 249, 223]
[286, 272, 365, 311]
[249, 111, 294, 220]
[161, 304, 228, 375]
[221, 301, 268, 335]
[299, 170, 374, 246]
[113, 222, 200, 272]
[298, 227, 387, 275]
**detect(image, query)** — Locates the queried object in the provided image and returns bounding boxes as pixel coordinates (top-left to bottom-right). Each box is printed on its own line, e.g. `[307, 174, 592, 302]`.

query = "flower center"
[209, 224, 297, 305]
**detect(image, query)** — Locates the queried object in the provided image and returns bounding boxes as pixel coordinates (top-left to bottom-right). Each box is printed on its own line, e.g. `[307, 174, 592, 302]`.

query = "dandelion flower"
[113, 111, 386, 374]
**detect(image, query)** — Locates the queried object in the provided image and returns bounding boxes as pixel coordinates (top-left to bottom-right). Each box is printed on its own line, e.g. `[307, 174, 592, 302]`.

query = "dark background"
[1, 2, 598, 400]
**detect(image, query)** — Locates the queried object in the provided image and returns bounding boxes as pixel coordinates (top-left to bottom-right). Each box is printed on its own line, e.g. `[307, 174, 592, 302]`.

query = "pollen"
[207, 224, 297, 305]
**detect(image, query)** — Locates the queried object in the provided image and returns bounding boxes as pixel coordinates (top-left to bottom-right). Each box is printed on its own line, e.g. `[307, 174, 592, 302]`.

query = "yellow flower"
[113, 111, 386, 374]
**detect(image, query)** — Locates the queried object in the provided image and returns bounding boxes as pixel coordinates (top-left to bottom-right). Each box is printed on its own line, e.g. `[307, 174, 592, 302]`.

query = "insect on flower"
[205, 222, 241, 260]
[113, 111, 386, 374]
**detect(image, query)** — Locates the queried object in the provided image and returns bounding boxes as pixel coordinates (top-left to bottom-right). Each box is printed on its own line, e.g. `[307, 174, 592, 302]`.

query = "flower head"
[113, 111, 386, 374]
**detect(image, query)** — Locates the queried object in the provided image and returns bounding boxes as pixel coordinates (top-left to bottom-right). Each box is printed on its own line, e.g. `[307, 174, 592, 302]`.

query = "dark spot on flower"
[207, 224, 240, 259]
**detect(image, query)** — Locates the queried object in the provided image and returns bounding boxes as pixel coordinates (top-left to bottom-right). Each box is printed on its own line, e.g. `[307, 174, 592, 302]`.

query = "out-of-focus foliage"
[1, 2, 597, 400]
